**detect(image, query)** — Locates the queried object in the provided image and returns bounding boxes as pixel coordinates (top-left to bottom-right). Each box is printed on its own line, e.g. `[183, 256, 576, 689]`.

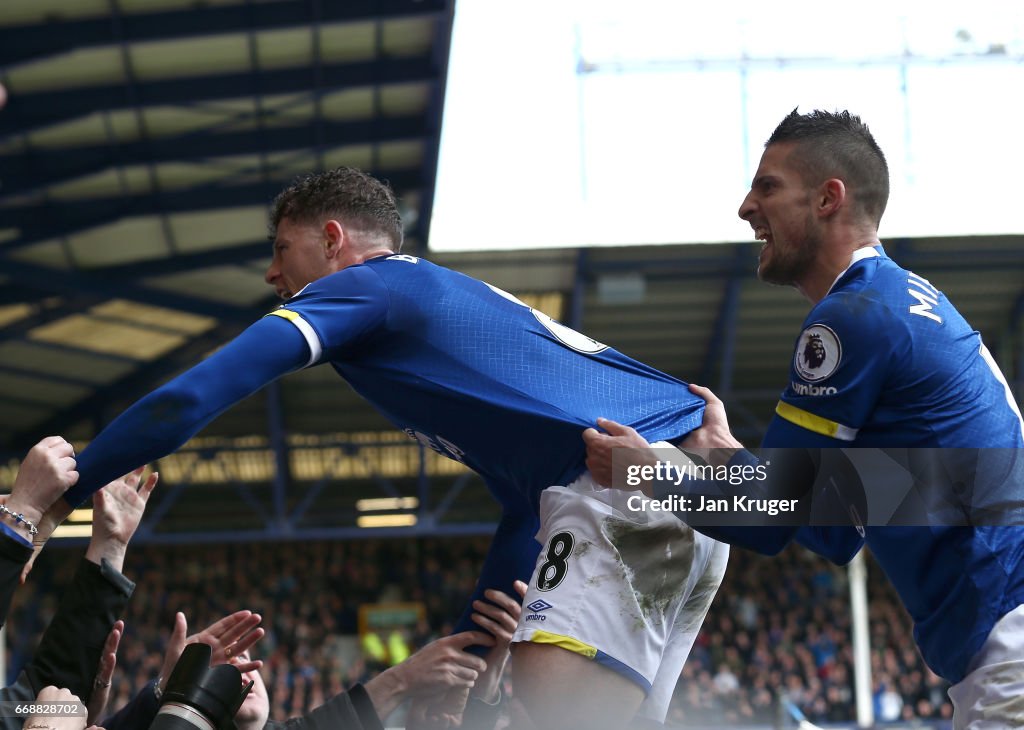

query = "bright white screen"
[430, 1, 1023, 251]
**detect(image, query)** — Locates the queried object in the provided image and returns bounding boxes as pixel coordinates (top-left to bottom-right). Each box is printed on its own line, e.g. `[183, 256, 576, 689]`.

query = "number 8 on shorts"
[537, 531, 575, 591]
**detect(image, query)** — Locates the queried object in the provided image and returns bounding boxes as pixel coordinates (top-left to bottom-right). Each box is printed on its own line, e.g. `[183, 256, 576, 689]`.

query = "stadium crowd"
[0, 442, 513, 730]
[669, 547, 953, 726]
[8, 533, 496, 726]
[8, 518, 954, 727]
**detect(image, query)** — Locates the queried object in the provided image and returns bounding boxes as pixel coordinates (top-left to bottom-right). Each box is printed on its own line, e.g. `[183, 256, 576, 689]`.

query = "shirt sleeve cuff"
[0, 521, 33, 549]
[348, 683, 386, 730]
[727, 448, 761, 469]
[97, 557, 137, 596]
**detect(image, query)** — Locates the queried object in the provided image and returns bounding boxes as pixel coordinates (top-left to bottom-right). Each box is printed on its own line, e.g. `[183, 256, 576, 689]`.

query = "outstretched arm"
[0, 438, 79, 630]
[84, 468, 158, 574]
[4, 437, 79, 548]
[364, 630, 492, 720]
[65, 316, 311, 506]
[585, 384, 864, 561]
[404, 582, 526, 730]
[466, 580, 525, 704]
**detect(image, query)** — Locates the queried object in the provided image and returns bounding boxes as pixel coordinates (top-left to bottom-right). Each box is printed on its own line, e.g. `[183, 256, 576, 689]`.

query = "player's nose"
[738, 191, 756, 221]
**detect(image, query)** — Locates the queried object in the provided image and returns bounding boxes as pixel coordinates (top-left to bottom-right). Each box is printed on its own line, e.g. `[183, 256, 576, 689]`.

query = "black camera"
[148, 643, 253, 730]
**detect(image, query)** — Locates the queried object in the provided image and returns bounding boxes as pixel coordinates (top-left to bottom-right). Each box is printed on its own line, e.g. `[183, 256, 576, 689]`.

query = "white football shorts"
[948, 603, 1024, 729]
[512, 465, 729, 721]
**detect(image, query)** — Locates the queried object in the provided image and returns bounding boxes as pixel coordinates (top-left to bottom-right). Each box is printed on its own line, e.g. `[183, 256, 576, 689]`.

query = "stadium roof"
[0, 0, 453, 449]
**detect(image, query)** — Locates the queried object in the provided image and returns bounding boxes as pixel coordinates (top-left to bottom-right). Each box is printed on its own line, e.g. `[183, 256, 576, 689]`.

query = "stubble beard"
[756, 215, 819, 287]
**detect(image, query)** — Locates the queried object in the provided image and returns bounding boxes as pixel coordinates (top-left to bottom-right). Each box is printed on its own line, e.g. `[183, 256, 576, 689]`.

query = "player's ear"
[322, 220, 345, 258]
[817, 178, 845, 218]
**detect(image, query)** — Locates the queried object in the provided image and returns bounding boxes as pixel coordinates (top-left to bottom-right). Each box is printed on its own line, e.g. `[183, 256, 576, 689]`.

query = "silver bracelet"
[0, 503, 38, 536]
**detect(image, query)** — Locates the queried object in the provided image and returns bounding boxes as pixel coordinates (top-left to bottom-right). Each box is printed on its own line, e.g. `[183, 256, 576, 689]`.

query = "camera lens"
[148, 643, 251, 730]
[149, 703, 217, 730]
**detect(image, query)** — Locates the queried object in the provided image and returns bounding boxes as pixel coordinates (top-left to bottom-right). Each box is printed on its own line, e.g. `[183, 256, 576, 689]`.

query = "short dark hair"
[767, 108, 889, 226]
[270, 167, 404, 249]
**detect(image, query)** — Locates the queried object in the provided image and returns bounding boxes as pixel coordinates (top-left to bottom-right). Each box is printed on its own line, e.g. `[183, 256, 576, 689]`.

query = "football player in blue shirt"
[585, 109, 1024, 730]
[34, 168, 728, 729]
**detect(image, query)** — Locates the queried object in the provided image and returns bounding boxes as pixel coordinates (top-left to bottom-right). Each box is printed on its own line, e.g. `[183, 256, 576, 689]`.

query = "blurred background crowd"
[8, 537, 952, 726]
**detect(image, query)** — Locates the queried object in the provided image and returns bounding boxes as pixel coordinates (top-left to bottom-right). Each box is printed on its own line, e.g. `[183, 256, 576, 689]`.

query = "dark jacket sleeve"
[268, 684, 384, 730]
[0, 671, 40, 730]
[0, 533, 32, 628]
[461, 692, 504, 730]
[101, 681, 160, 730]
[24, 557, 135, 704]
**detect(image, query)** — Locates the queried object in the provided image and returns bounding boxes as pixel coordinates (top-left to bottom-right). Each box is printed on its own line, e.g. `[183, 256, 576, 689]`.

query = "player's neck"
[357, 248, 396, 262]
[336, 247, 396, 269]
[798, 238, 880, 304]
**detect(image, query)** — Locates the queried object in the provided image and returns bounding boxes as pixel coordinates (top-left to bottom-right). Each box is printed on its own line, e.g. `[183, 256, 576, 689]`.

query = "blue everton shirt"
[71, 254, 703, 514]
[68, 253, 704, 634]
[69, 254, 704, 635]
[770, 246, 1023, 448]
[268, 254, 703, 513]
[770, 246, 1024, 683]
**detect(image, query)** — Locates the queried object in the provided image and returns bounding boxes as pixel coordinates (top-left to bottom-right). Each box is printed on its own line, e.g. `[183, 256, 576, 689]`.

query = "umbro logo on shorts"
[525, 599, 554, 621]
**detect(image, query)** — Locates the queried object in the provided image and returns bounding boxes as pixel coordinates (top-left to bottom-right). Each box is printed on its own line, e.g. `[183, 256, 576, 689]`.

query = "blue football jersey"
[66, 252, 704, 639]
[770, 246, 1023, 447]
[271, 254, 704, 513]
[766, 246, 1024, 682]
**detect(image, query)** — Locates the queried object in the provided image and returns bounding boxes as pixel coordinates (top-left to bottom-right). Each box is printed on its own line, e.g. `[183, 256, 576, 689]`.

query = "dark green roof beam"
[1, 114, 426, 193]
[0, 55, 436, 136]
[0, 0, 445, 68]
[1, 167, 421, 251]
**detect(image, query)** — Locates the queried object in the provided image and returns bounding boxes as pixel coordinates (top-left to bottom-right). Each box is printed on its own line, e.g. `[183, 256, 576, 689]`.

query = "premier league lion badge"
[794, 324, 841, 382]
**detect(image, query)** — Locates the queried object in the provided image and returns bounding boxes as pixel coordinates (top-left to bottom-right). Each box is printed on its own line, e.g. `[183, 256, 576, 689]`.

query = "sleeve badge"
[794, 324, 842, 382]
